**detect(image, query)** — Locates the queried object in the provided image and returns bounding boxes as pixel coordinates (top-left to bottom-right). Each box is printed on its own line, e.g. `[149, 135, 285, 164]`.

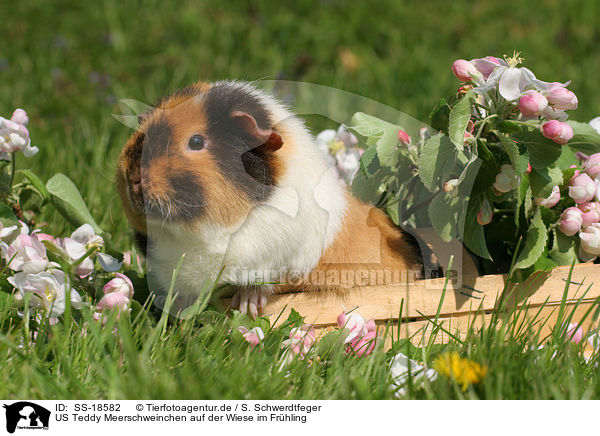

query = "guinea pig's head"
[117, 81, 285, 233]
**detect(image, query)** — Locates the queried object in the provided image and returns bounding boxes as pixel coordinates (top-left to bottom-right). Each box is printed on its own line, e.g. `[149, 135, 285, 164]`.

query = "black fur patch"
[204, 83, 279, 202]
[167, 172, 206, 220]
[141, 117, 173, 168]
[134, 230, 148, 256]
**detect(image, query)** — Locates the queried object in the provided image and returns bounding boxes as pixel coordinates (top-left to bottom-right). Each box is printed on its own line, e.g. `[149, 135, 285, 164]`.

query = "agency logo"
[2, 402, 50, 434]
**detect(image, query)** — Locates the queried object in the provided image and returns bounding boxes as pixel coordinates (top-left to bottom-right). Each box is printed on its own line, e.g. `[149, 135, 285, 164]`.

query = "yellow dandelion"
[433, 352, 488, 391]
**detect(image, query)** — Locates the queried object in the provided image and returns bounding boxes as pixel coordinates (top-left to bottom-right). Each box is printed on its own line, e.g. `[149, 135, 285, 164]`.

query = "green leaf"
[418, 134, 457, 192]
[0, 203, 18, 226]
[317, 329, 347, 358]
[532, 252, 558, 272]
[513, 126, 562, 170]
[18, 169, 50, 202]
[430, 98, 451, 132]
[46, 173, 103, 234]
[497, 132, 529, 175]
[358, 144, 380, 177]
[461, 192, 491, 260]
[448, 91, 472, 150]
[428, 192, 460, 242]
[566, 121, 600, 155]
[529, 166, 563, 198]
[350, 112, 393, 138]
[548, 229, 578, 266]
[514, 209, 547, 269]
[376, 125, 401, 167]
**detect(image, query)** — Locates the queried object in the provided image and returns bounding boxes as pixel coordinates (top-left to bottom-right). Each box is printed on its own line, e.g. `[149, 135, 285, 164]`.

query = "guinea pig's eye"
[187, 134, 206, 151]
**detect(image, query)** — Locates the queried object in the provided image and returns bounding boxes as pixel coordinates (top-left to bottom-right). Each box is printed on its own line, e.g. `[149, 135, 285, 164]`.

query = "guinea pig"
[117, 80, 421, 318]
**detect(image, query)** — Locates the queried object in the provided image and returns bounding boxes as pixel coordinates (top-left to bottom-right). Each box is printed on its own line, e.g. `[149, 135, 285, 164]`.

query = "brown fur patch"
[285, 193, 418, 293]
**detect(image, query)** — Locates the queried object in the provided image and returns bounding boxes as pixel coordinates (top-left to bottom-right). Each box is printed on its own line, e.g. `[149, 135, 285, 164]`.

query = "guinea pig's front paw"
[230, 287, 268, 319]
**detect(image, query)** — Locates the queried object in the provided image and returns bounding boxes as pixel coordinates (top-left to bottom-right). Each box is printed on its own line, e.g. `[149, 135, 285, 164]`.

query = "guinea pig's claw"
[231, 288, 268, 319]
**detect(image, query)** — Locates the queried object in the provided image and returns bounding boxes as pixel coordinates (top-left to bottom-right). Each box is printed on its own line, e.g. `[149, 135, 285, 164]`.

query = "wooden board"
[222, 263, 600, 347]
[251, 264, 600, 327]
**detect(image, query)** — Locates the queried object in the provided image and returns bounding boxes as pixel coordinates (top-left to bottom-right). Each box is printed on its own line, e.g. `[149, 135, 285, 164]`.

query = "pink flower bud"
[96, 291, 130, 311]
[546, 87, 578, 110]
[559, 207, 584, 236]
[11, 108, 29, 126]
[579, 223, 600, 255]
[566, 323, 584, 344]
[451, 59, 481, 82]
[569, 173, 597, 203]
[534, 185, 560, 208]
[582, 153, 600, 178]
[578, 202, 600, 228]
[526, 163, 532, 174]
[541, 120, 574, 145]
[397, 130, 411, 145]
[102, 273, 134, 298]
[518, 90, 548, 117]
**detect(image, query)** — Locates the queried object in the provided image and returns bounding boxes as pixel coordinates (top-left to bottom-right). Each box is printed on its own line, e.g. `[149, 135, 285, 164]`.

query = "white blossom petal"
[97, 252, 122, 272]
[498, 67, 524, 101]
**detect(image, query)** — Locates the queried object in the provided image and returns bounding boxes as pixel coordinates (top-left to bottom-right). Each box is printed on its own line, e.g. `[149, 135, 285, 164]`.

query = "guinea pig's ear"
[231, 110, 283, 153]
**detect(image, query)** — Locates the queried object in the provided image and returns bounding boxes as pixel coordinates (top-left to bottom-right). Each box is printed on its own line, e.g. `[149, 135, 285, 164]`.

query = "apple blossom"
[473, 53, 569, 101]
[5, 233, 48, 273]
[237, 326, 264, 349]
[541, 120, 573, 145]
[337, 311, 366, 343]
[578, 202, 600, 228]
[493, 164, 520, 193]
[534, 185, 560, 208]
[390, 352, 438, 396]
[582, 153, 600, 178]
[518, 90, 548, 117]
[558, 207, 583, 236]
[8, 269, 83, 318]
[451, 59, 481, 82]
[568, 172, 596, 203]
[545, 86, 578, 110]
[579, 223, 600, 256]
[337, 311, 378, 356]
[281, 324, 316, 358]
[0, 114, 38, 157]
[103, 273, 134, 298]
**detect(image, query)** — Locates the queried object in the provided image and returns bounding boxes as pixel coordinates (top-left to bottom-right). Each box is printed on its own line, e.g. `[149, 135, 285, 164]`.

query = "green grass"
[2, 0, 600, 399]
[1, 275, 600, 399]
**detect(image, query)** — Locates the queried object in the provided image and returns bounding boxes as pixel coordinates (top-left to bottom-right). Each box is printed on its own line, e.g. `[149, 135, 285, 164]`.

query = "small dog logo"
[3, 402, 50, 433]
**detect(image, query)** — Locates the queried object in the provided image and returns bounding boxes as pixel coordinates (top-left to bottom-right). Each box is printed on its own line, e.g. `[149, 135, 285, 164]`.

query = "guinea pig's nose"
[129, 169, 142, 195]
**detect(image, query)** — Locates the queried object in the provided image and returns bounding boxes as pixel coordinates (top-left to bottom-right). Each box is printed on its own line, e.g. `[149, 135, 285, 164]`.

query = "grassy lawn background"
[1, 0, 600, 399]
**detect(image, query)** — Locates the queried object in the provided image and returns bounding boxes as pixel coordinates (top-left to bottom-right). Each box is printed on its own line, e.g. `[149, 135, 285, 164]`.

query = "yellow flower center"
[329, 140, 345, 155]
[44, 286, 56, 303]
[504, 50, 524, 68]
